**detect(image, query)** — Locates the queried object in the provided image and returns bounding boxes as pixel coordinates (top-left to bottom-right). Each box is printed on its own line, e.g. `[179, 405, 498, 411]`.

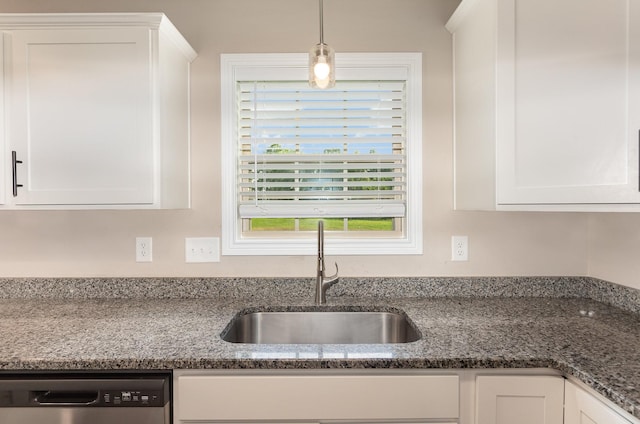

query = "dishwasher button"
[121, 392, 132, 402]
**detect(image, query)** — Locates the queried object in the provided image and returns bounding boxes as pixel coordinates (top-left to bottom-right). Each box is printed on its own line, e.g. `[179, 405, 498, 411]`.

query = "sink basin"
[221, 310, 421, 344]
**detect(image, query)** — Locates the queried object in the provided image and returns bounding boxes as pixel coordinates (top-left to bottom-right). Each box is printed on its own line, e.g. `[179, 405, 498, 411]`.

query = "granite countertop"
[0, 277, 638, 419]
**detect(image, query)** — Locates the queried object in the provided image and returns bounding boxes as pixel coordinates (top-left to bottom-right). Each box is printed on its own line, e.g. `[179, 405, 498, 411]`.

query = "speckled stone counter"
[0, 277, 638, 419]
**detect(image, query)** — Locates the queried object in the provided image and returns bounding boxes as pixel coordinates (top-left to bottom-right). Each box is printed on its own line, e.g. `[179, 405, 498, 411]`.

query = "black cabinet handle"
[11, 150, 23, 197]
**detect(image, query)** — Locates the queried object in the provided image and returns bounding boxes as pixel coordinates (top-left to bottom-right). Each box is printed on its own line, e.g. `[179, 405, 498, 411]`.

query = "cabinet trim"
[0, 13, 197, 62]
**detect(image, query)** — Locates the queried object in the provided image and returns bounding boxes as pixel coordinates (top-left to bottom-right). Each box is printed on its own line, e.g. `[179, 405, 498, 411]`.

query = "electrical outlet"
[185, 237, 220, 263]
[451, 235, 468, 261]
[136, 237, 152, 262]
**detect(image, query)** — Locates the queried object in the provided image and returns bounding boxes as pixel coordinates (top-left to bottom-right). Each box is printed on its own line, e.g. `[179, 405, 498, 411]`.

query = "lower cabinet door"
[180, 422, 456, 424]
[174, 373, 459, 423]
[476, 375, 564, 424]
[565, 380, 633, 424]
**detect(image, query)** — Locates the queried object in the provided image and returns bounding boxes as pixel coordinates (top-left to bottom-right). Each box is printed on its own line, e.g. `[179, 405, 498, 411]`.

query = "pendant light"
[309, 0, 335, 89]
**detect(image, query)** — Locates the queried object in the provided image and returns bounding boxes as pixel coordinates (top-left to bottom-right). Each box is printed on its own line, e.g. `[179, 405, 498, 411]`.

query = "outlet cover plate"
[136, 237, 153, 263]
[185, 237, 220, 263]
[451, 235, 468, 261]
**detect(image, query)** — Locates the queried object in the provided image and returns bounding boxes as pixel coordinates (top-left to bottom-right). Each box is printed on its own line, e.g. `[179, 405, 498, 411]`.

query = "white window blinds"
[237, 80, 407, 218]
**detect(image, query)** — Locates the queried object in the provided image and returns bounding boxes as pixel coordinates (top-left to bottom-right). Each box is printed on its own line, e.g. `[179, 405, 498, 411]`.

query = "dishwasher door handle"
[32, 390, 99, 406]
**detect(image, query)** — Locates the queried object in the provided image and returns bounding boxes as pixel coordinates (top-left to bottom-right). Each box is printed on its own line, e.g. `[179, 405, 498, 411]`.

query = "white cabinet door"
[476, 375, 564, 424]
[183, 422, 454, 424]
[496, 0, 640, 206]
[174, 373, 459, 423]
[565, 381, 634, 424]
[8, 28, 154, 205]
[448, 0, 640, 210]
[0, 35, 5, 206]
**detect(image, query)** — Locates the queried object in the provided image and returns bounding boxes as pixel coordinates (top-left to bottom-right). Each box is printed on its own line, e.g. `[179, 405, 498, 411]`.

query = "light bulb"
[315, 77, 330, 89]
[313, 56, 331, 80]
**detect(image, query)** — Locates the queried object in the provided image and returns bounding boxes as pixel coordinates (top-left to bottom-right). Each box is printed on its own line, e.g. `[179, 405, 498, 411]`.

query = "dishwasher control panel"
[101, 389, 164, 407]
[0, 373, 170, 408]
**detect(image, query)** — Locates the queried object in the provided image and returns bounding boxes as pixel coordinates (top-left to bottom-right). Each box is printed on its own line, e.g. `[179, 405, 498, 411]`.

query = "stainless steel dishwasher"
[0, 372, 170, 424]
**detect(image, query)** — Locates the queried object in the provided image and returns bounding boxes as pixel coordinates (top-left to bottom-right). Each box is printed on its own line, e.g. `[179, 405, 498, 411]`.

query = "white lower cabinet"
[565, 380, 636, 424]
[475, 375, 564, 424]
[173, 371, 459, 424]
[174, 371, 639, 424]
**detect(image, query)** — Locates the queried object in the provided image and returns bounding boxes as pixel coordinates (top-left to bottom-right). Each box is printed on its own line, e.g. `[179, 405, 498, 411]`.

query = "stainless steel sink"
[221, 310, 421, 344]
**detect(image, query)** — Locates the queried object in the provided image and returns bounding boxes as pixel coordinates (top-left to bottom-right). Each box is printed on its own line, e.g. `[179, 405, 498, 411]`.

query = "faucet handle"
[325, 262, 339, 280]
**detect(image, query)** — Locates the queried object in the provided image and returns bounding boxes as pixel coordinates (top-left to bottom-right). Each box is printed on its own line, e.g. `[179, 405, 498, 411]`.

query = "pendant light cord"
[319, 0, 324, 44]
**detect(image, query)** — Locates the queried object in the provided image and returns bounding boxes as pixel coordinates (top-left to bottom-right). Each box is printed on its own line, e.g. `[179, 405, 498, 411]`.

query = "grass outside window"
[249, 218, 394, 232]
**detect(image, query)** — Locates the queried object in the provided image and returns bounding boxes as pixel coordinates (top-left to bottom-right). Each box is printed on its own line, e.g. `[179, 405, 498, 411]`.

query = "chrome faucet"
[315, 220, 339, 304]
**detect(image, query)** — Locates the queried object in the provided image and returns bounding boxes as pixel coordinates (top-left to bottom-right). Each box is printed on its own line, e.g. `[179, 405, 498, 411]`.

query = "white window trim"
[221, 53, 422, 256]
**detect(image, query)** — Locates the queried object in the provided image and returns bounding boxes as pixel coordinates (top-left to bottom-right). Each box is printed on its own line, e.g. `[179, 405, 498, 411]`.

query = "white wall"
[588, 214, 640, 290]
[0, 0, 593, 282]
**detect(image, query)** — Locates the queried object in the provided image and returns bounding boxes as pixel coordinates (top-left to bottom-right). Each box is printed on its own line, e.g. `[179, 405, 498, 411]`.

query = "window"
[221, 53, 422, 255]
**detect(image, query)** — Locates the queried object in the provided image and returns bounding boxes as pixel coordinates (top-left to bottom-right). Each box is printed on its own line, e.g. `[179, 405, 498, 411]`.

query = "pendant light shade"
[309, 0, 335, 89]
[309, 42, 335, 89]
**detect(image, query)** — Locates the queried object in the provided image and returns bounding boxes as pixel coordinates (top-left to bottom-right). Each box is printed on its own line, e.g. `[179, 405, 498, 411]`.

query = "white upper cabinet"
[447, 0, 640, 211]
[0, 13, 196, 208]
